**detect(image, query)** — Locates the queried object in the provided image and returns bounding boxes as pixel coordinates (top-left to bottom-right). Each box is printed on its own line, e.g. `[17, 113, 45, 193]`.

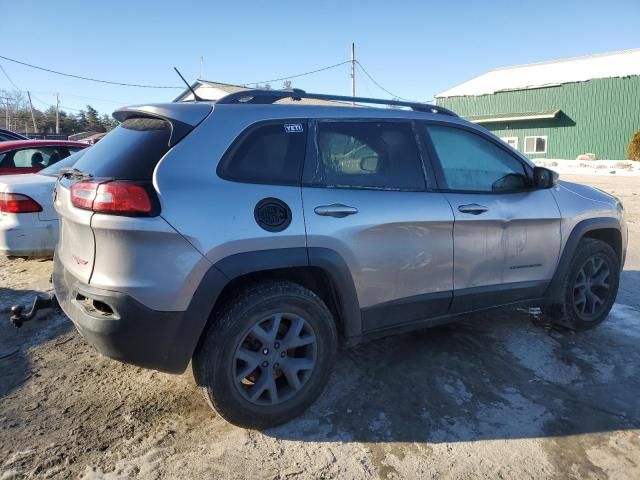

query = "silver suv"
[51, 90, 626, 428]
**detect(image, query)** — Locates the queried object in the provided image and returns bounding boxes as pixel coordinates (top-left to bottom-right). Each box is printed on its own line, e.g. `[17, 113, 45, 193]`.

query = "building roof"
[466, 109, 561, 125]
[174, 79, 351, 106]
[436, 48, 640, 98]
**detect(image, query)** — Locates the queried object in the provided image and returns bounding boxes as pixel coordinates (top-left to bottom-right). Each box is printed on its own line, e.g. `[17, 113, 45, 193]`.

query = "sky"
[2, 0, 639, 116]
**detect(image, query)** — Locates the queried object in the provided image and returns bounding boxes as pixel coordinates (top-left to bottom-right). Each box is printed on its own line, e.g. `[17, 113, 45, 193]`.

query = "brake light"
[70, 181, 155, 215]
[0, 193, 43, 213]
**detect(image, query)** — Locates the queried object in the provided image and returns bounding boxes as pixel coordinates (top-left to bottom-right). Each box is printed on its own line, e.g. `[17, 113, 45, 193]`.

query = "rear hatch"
[55, 103, 212, 283]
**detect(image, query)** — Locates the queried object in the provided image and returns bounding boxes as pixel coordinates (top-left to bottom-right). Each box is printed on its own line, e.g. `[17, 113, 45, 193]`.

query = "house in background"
[435, 49, 640, 160]
[174, 80, 346, 106]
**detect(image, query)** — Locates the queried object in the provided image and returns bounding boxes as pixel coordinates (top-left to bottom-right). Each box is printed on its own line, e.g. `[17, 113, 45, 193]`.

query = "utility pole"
[55, 93, 60, 134]
[0, 96, 9, 129]
[27, 91, 37, 133]
[351, 42, 356, 104]
[199, 56, 204, 79]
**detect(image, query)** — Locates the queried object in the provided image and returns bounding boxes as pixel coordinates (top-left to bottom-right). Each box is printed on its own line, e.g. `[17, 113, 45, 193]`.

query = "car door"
[422, 122, 561, 313]
[302, 119, 454, 334]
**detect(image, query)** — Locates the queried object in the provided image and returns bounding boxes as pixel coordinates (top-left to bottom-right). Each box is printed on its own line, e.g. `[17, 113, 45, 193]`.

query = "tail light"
[70, 181, 157, 216]
[0, 193, 43, 213]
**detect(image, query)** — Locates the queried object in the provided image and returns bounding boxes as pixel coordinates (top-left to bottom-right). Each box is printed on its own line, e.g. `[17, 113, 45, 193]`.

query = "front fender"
[545, 217, 622, 303]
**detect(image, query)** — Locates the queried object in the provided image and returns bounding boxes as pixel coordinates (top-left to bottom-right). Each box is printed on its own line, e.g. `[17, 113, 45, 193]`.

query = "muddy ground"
[1, 174, 639, 479]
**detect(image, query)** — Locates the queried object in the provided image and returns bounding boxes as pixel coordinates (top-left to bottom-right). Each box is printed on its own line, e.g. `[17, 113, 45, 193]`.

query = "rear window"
[39, 148, 88, 176]
[71, 117, 171, 180]
[217, 121, 307, 186]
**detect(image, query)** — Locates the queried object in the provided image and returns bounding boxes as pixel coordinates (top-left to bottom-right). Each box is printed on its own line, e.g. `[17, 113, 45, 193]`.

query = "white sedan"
[0, 149, 87, 257]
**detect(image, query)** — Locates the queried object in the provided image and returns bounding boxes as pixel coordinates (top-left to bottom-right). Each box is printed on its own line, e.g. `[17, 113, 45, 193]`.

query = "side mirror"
[533, 166, 559, 189]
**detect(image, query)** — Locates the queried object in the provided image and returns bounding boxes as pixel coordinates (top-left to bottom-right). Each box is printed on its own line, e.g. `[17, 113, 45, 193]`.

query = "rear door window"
[308, 121, 425, 190]
[4, 147, 72, 169]
[217, 121, 307, 186]
[71, 117, 171, 180]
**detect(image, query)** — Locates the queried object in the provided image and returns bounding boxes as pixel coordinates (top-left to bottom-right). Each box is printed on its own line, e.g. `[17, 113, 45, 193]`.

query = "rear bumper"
[0, 219, 57, 257]
[52, 253, 223, 373]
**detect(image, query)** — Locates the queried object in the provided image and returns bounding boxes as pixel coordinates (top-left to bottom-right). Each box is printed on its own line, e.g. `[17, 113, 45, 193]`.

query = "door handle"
[457, 203, 489, 215]
[314, 204, 359, 218]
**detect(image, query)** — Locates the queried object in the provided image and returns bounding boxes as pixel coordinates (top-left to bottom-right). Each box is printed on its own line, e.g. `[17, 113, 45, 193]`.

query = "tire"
[192, 281, 338, 429]
[551, 238, 620, 330]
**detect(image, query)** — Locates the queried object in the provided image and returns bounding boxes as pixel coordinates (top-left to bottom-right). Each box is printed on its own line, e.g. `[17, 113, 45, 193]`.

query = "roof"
[436, 48, 640, 98]
[68, 131, 99, 141]
[466, 109, 561, 124]
[0, 128, 28, 140]
[174, 80, 351, 107]
[0, 139, 89, 152]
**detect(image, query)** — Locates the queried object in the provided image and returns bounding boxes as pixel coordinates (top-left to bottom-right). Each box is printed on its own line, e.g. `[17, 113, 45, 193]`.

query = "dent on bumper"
[0, 221, 58, 257]
[53, 254, 197, 374]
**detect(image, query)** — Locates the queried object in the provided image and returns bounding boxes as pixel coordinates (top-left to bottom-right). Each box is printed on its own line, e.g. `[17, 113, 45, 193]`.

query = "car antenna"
[173, 67, 202, 102]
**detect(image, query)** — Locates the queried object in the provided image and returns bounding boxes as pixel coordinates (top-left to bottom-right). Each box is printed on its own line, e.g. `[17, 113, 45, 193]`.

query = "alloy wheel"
[573, 254, 611, 320]
[232, 313, 317, 406]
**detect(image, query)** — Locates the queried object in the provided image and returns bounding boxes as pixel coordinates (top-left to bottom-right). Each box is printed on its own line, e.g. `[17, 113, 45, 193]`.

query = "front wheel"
[193, 281, 338, 429]
[552, 238, 620, 330]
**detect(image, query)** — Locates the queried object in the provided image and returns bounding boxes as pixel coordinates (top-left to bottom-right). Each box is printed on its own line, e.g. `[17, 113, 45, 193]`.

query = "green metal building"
[435, 49, 640, 160]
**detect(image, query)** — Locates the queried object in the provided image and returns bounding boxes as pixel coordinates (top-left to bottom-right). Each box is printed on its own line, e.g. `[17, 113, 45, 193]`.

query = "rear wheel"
[193, 281, 337, 429]
[552, 238, 619, 330]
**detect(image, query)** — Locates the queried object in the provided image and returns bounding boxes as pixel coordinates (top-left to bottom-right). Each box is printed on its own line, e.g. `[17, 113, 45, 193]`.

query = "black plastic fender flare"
[545, 217, 622, 303]
[184, 247, 362, 360]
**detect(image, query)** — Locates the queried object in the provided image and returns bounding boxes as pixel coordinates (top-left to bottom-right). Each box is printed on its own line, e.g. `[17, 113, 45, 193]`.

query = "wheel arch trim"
[546, 217, 622, 302]
[186, 247, 362, 359]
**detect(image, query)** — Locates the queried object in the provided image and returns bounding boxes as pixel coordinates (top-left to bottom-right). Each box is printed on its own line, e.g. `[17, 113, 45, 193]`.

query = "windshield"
[39, 148, 89, 176]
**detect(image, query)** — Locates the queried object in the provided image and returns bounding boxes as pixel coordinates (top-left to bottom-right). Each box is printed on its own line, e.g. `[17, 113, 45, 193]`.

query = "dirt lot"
[1, 174, 639, 479]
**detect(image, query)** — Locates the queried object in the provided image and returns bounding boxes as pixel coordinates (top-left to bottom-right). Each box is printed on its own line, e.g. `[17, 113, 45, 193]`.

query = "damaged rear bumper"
[52, 253, 196, 374]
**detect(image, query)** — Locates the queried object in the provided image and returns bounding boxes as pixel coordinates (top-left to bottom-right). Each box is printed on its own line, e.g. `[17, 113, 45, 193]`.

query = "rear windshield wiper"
[60, 167, 93, 180]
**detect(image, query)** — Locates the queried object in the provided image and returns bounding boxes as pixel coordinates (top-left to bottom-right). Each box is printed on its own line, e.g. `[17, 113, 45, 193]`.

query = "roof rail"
[215, 89, 458, 116]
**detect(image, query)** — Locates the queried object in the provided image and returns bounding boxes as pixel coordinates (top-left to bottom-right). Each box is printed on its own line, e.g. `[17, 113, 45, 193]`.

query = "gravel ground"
[1, 174, 639, 479]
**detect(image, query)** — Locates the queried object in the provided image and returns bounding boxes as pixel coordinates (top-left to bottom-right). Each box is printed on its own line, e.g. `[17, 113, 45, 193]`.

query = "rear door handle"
[314, 204, 359, 218]
[457, 203, 489, 215]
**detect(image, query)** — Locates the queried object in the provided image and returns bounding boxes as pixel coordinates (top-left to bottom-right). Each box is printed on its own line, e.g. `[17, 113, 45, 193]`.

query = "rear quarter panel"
[154, 106, 308, 264]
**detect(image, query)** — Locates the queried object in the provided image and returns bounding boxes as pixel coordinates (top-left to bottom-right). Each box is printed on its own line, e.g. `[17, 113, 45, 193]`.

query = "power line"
[241, 60, 351, 86]
[0, 54, 182, 89]
[0, 63, 21, 91]
[355, 60, 416, 102]
[30, 94, 82, 112]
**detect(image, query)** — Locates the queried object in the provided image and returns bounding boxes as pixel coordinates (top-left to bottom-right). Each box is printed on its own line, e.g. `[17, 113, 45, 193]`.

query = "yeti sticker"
[284, 123, 303, 133]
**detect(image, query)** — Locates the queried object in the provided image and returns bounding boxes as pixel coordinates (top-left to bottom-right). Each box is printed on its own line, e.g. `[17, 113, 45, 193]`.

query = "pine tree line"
[0, 89, 119, 136]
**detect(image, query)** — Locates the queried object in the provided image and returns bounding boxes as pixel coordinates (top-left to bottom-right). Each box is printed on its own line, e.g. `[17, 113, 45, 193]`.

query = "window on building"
[425, 124, 529, 193]
[314, 121, 425, 190]
[218, 121, 307, 185]
[500, 137, 518, 150]
[524, 136, 547, 154]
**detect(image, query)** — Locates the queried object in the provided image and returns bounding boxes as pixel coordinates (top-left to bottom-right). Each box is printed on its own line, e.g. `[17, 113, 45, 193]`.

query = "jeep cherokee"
[51, 90, 626, 429]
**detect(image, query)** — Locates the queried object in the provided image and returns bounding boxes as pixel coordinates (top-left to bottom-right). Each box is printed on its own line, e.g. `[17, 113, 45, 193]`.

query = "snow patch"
[443, 378, 473, 405]
[436, 48, 640, 97]
[535, 159, 640, 177]
[503, 331, 580, 385]
[603, 304, 640, 339]
[428, 390, 551, 441]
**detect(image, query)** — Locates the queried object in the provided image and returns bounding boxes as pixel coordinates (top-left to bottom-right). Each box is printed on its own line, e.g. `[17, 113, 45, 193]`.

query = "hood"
[557, 180, 618, 208]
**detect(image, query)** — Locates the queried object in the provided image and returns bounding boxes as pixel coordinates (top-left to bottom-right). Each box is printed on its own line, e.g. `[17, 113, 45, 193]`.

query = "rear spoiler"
[113, 103, 213, 147]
